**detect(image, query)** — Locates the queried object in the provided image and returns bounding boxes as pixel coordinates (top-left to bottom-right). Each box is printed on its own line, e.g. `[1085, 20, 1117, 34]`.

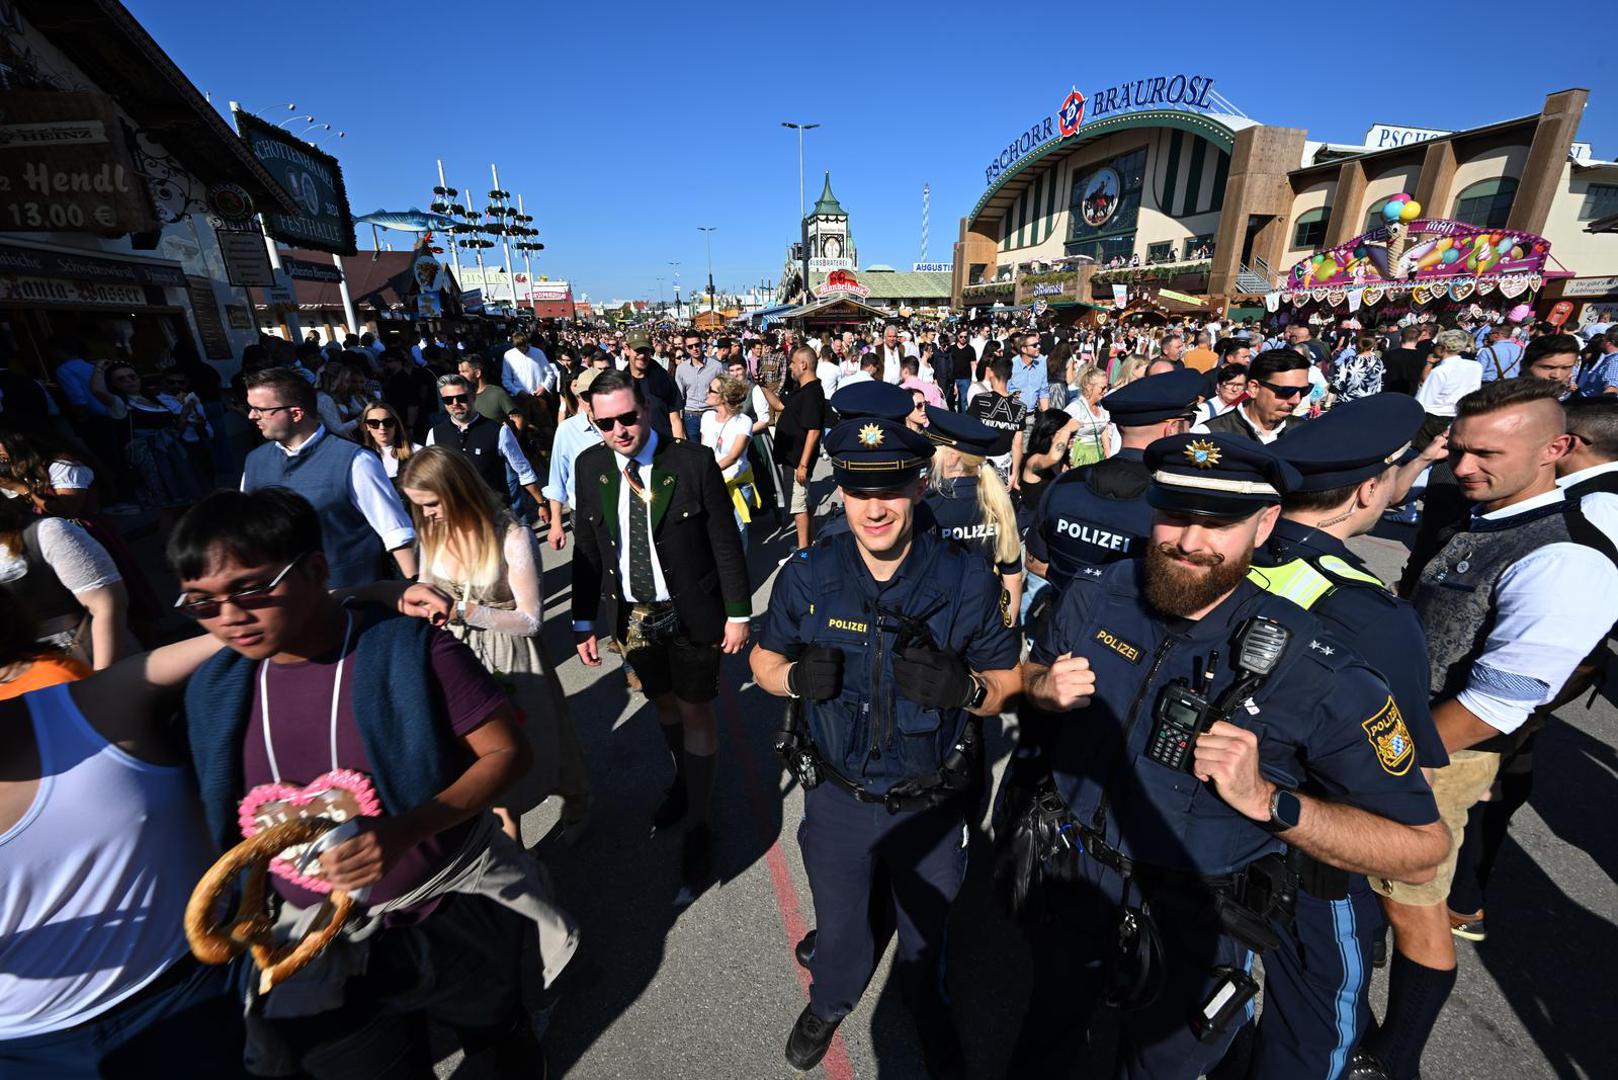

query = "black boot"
[785, 1005, 841, 1071]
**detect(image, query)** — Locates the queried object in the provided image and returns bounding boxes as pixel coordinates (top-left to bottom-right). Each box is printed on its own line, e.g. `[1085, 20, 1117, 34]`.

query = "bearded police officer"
[750, 410, 1021, 1076]
[1225, 395, 1451, 1080]
[1013, 432, 1447, 1080]
[1026, 369, 1207, 595]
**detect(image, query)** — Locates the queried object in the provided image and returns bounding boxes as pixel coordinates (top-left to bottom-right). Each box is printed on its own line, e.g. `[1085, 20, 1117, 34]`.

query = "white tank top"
[0, 684, 213, 1038]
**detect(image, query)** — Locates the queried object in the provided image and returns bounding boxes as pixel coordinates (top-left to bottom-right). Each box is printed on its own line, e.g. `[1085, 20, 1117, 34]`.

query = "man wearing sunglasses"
[569, 370, 751, 894]
[425, 374, 546, 524]
[1196, 349, 1311, 444]
[241, 367, 417, 586]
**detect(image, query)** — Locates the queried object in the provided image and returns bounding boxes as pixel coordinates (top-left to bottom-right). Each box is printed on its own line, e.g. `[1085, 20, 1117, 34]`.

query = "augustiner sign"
[0, 92, 158, 236]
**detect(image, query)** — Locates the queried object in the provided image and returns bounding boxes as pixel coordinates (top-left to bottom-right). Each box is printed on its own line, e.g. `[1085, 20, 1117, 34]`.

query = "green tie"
[625, 461, 656, 601]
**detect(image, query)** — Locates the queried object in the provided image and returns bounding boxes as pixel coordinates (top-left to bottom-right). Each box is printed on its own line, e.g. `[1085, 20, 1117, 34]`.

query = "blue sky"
[131, 0, 1616, 301]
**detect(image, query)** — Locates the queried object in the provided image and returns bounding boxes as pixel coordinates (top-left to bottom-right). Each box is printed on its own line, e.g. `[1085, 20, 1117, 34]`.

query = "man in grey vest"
[241, 367, 417, 587]
[1353, 379, 1618, 1080]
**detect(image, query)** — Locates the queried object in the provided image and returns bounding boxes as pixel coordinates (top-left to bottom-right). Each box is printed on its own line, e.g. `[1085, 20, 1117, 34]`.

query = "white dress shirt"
[1454, 487, 1618, 735]
[1415, 356, 1482, 417]
[1558, 460, 1618, 542]
[425, 416, 538, 486]
[240, 426, 416, 552]
[502, 346, 559, 397]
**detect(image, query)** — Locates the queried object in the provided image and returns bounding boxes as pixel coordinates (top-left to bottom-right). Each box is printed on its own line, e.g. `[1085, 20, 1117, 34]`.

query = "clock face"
[822, 236, 843, 258]
[1080, 167, 1122, 227]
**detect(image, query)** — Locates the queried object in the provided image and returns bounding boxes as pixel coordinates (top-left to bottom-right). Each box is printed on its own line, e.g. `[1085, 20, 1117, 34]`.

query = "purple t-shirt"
[238, 621, 506, 908]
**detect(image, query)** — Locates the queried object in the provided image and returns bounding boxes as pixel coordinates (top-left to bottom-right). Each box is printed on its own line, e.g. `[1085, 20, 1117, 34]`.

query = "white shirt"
[425, 415, 538, 486]
[877, 345, 905, 384]
[816, 360, 842, 396]
[502, 346, 558, 397]
[378, 444, 422, 480]
[1193, 397, 1237, 426]
[240, 426, 416, 552]
[1414, 356, 1482, 417]
[411, 340, 433, 367]
[1453, 487, 1618, 735]
[837, 370, 876, 389]
[1558, 460, 1618, 542]
[701, 413, 753, 481]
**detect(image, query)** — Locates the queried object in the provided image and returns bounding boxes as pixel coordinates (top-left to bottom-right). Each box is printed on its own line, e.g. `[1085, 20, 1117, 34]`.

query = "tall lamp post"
[781, 121, 819, 304]
[669, 261, 682, 320]
[698, 226, 717, 315]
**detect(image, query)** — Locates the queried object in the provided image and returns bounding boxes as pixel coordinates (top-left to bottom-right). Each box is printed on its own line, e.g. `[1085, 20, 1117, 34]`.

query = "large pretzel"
[184, 818, 356, 994]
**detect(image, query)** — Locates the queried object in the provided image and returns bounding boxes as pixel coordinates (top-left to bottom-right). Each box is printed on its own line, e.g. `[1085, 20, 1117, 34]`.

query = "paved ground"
[127, 469, 1618, 1079]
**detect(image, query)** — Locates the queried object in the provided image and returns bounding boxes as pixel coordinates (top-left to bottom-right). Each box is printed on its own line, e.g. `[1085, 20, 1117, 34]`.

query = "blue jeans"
[955, 379, 973, 411]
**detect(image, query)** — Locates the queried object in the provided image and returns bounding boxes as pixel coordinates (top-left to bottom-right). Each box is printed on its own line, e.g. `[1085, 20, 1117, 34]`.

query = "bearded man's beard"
[1144, 542, 1253, 619]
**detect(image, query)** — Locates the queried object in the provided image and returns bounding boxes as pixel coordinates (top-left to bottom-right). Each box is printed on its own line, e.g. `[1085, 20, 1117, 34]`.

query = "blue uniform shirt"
[1026, 448, 1153, 592]
[1030, 560, 1439, 876]
[925, 475, 1022, 577]
[760, 526, 1019, 794]
[1253, 519, 1449, 770]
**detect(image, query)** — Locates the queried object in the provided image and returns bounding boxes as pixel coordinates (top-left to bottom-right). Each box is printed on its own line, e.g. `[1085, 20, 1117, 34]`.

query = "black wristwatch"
[1260, 787, 1302, 833]
[964, 674, 989, 712]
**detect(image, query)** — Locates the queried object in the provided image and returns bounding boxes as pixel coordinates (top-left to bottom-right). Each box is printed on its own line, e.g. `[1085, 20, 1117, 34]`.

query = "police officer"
[1026, 369, 1207, 595]
[1013, 432, 1447, 1080]
[1225, 395, 1450, 1080]
[750, 410, 1021, 1076]
[924, 408, 1023, 623]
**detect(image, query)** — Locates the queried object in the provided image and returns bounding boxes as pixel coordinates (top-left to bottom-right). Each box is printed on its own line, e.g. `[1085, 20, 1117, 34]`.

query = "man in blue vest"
[1014, 432, 1447, 1080]
[750, 410, 1021, 1076]
[241, 367, 416, 587]
[1025, 368, 1207, 595]
[1225, 395, 1450, 1080]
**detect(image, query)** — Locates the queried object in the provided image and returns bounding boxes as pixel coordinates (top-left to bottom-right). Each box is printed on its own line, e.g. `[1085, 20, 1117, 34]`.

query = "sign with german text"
[185, 276, 234, 359]
[0, 92, 157, 236]
[232, 109, 356, 255]
[216, 226, 276, 287]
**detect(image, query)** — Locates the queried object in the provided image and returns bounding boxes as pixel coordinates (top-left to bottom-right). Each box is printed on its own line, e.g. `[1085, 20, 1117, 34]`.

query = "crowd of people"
[0, 300, 1614, 1080]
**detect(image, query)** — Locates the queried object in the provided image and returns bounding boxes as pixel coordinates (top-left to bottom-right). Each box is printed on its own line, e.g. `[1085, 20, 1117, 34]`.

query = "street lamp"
[782, 122, 819, 303]
[669, 261, 682, 319]
[698, 226, 717, 314]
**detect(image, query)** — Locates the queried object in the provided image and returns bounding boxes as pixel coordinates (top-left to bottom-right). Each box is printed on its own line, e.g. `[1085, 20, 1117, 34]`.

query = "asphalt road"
[124, 472, 1617, 1079]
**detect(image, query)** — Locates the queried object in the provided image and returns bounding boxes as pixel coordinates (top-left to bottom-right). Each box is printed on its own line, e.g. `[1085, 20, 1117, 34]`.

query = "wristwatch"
[454, 599, 468, 626]
[964, 674, 989, 711]
[1261, 787, 1302, 833]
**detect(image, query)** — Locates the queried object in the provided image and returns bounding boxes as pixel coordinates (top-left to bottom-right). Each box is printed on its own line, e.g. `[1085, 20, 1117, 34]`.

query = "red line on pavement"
[719, 677, 856, 1080]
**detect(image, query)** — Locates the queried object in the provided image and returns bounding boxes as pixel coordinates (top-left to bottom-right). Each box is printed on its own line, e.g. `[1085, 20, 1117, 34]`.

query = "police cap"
[1100, 369, 1207, 427]
[1272, 393, 1425, 492]
[1144, 433, 1301, 518]
[824, 416, 935, 493]
[923, 407, 1014, 458]
[830, 380, 914, 422]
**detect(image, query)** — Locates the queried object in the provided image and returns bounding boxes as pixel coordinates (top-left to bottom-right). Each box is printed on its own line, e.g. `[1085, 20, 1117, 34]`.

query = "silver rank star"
[1309, 640, 1334, 656]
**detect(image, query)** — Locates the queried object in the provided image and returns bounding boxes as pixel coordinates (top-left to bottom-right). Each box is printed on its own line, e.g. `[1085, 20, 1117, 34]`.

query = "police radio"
[1144, 617, 1291, 772]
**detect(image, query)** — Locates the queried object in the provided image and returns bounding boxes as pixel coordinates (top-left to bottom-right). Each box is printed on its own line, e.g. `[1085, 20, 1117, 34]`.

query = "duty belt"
[1078, 826, 1237, 900]
[820, 762, 965, 814]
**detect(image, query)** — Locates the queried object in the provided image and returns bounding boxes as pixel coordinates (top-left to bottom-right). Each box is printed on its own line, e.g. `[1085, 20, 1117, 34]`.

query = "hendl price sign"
[0, 92, 158, 236]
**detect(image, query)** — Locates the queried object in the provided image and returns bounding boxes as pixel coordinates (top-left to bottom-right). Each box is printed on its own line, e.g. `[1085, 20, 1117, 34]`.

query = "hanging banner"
[1264, 292, 1280, 313]
[232, 108, 356, 255]
[0, 91, 157, 236]
[1346, 288, 1364, 314]
[1112, 283, 1128, 308]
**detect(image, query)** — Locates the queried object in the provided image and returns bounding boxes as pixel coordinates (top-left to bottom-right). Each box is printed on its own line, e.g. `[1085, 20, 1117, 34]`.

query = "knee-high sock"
[683, 749, 717, 824]
[658, 718, 684, 778]
[1365, 952, 1457, 1080]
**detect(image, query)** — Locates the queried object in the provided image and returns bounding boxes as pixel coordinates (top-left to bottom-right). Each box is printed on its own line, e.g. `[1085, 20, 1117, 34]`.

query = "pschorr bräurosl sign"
[984, 74, 1219, 188]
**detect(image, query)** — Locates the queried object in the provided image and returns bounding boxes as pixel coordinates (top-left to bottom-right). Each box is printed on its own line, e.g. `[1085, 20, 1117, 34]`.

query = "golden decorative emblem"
[1362, 697, 1416, 776]
[1183, 439, 1222, 469]
[858, 423, 885, 448]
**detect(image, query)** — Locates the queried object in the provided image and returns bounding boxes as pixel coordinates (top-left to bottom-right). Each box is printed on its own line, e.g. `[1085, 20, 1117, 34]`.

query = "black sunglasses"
[595, 409, 641, 431]
[175, 554, 306, 619]
[440, 393, 470, 404]
[364, 417, 395, 428]
[1256, 380, 1307, 399]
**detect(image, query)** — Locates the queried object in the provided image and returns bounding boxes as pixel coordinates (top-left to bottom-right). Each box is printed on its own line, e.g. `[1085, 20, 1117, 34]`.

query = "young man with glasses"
[425, 374, 547, 524]
[568, 371, 751, 894]
[169, 488, 574, 1078]
[674, 333, 724, 439]
[1195, 349, 1310, 444]
[240, 367, 417, 585]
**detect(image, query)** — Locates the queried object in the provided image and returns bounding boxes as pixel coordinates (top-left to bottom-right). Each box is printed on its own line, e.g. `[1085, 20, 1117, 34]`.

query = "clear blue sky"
[132, 0, 1616, 301]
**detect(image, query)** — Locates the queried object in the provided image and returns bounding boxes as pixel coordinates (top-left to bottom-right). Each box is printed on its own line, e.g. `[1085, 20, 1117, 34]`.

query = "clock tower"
[806, 172, 855, 266]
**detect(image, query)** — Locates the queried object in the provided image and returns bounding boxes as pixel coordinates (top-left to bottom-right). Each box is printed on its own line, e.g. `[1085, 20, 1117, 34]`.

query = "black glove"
[893, 643, 975, 710]
[789, 645, 844, 702]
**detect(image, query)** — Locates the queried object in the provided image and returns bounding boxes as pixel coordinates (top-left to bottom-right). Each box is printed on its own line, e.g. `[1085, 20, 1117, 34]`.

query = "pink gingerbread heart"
[237, 769, 383, 893]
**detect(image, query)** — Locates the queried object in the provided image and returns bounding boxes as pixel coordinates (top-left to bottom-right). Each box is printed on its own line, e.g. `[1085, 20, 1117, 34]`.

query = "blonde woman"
[399, 447, 590, 842]
[356, 401, 420, 484]
[923, 414, 1023, 625]
[1063, 362, 1116, 466]
[1110, 353, 1149, 388]
[700, 375, 760, 549]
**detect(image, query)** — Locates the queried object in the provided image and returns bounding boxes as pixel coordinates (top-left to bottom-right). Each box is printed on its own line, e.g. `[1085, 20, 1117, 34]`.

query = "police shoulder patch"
[1361, 696, 1416, 776]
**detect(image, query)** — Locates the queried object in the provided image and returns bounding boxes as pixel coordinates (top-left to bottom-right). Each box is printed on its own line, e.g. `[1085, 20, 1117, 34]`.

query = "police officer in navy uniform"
[924, 407, 1023, 620]
[1026, 369, 1208, 596]
[1221, 395, 1451, 1080]
[1013, 432, 1448, 1080]
[751, 410, 1022, 1076]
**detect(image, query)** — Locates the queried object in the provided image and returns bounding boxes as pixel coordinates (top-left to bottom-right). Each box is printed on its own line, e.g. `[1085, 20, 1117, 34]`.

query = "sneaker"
[795, 929, 817, 969]
[1344, 1048, 1393, 1080]
[1449, 907, 1486, 941]
[785, 1005, 841, 1071]
[652, 784, 688, 832]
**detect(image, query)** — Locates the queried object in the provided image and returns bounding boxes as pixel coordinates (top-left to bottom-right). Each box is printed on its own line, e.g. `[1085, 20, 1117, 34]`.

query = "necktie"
[624, 461, 656, 601]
